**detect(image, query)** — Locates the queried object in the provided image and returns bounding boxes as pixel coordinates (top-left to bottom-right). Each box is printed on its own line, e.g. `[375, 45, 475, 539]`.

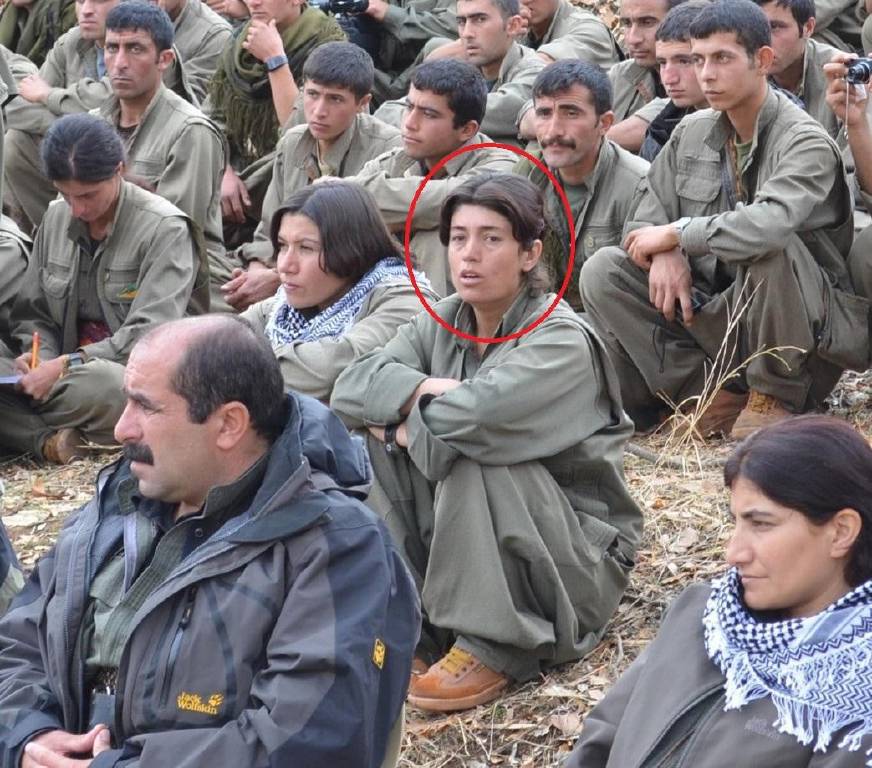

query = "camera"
[309, 0, 369, 14]
[846, 57, 872, 84]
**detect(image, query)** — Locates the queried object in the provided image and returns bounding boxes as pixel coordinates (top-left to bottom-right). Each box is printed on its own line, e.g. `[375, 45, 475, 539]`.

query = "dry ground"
[3, 373, 870, 767]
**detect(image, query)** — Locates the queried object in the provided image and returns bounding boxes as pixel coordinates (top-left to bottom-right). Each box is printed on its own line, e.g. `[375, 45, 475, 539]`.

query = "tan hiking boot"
[693, 389, 749, 437]
[730, 391, 793, 440]
[41, 428, 88, 464]
[407, 646, 510, 712]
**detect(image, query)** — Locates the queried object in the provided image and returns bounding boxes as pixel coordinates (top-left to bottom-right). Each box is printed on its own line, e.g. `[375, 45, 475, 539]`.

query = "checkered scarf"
[265, 257, 427, 347]
[703, 568, 872, 763]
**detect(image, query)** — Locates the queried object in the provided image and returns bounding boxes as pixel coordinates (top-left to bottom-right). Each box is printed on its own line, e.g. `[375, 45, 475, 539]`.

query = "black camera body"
[846, 57, 872, 84]
[310, 0, 369, 14]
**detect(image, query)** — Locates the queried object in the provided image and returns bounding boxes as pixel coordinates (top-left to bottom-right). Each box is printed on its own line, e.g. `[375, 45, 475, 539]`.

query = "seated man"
[514, 59, 649, 310]
[350, 59, 516, 295]
[607, 0, 683, 152]
[332, 173, 642, 713]
[222, 40, 402, 310]
[205, 0, 345, 244]
[581, 0, 862, 439]
[639, 0, 709, 160]
[520, 0, 621, 66]
[0, 114, 207, 463]
[377, 0, 545, 146]
[98, 2, 231, 310]
[0, 0, 76, 67]
[148, 0, 232, 105]
[0, 314, 420, 768]
[754, 0, 843, 141]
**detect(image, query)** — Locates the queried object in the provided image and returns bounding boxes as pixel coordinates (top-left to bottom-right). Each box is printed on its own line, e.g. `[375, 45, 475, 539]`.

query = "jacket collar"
[66, 177, 130, 245]
[450, 287, 546, 350]
[100, 83, 169, 143]
[704, 85, 780, 157]
[292, 114, 360, 177]
[495, 41, 524, 86]
[529, 0, 568, 46]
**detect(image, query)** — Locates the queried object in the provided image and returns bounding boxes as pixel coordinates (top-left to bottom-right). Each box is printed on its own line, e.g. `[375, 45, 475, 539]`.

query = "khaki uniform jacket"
[381, 0, 457, 43]
[0, 216, 31, 338]
[639, 88, 852, 293]
[172, 0, 232, 107]
[243, 278, 431, 400]
[237, 112, 402, 266]
[9, 180, 207, 364]
[330, 289, 642, 563]
[780, 38, 842, 142]
[514, 139, 649, 310]
[609, 59, 659, 122]
[566, 583, 872, 768]
[523, 0, 620, 68]
[96, 85, 232, 285]
[813, 0, 862, 51]
[482, 42, 545, 144]
[348, 134, 517, 294]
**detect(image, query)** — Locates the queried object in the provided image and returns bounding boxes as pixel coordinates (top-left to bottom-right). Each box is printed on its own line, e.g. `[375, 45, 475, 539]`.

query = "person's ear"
[803, 17, 815, 39]
[505, 12, 524, 36]
[458, 118, 479, 142]
[521, 238, 543, 272]
[598, 109, 615, 134]
[829, 508, 862, 560]
[214, 401, 253, 451]
[756, 44, 775, 74]
[157, 47, 175, 73]
[357, 93, 373, 113]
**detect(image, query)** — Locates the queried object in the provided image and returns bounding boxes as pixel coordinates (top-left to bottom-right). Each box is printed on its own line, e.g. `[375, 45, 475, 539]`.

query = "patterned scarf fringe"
[703, 569, 872, 765]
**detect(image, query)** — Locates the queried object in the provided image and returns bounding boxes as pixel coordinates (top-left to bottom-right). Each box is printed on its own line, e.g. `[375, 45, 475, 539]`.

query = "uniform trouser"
[366, 439, 631, 682]
[4, 129, 54, 235]
[579, 246, 844, 415]
[0, 358, 126, 458]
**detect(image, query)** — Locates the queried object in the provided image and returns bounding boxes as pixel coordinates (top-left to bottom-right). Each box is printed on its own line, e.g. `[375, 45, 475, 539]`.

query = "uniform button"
[194, 527, 204, 539]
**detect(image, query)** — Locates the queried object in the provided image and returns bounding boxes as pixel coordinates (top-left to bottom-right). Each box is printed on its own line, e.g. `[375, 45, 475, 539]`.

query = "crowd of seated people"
[0, 0, 870, 762]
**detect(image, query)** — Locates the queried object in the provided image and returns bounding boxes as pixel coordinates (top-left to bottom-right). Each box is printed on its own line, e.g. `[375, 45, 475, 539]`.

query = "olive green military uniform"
[514, 139, 649, 311]
[480, 42, 545, 145]
[523, 0, 620, 67]
[0, 180, 208, 458]
[97, 84, 232, 310]
[330, 289, 643, 681]
[0, 0, 75, 68]
[862, 0, 872, 55]
[813, 0, 862, 51]
[779, 38, 843, 143]
[346, 135, 517, 294]
[609, 59, 662, 122]
[235, 112, 402, 268]
[171, 0, 232, 106]
[243, 278, 435, 401]
[580, 88, 862, 419]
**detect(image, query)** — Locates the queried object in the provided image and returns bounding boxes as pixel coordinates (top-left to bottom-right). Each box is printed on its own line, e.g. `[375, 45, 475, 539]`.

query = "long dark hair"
[724, 415, 872, 586]
[41, 114, 125, 182]
[270, 181, 402, 282]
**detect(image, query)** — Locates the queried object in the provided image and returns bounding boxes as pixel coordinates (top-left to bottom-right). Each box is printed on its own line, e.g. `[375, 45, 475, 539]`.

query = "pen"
[30, 332, 39, 370]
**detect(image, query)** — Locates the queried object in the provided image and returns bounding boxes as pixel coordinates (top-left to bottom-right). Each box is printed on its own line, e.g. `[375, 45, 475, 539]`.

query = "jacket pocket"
[41, 268, 71, 298]
[104, 268, 141, 304]
[817, 284, 872, 371]
[675, 172, 721, 204]
[159, 586, 198, 708]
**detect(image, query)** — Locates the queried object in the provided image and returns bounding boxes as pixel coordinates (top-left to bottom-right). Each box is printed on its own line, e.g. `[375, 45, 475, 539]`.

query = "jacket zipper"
[159, 586, 198, 708]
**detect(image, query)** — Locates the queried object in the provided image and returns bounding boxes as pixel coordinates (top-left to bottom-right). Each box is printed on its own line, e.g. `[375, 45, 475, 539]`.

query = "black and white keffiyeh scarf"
[703, 568, 872, 763]
[265, 257, 428, 348]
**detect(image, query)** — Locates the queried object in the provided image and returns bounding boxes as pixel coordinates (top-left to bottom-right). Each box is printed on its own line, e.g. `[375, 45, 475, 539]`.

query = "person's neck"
[480, 48, 509, 81]
[174, 441, 270, 523]
[276, 7, 301, 33]
[118, 86, 159, 129]
[166, 0, 183, 20]
[530, 13, 553, 39]
[727, 81, 768, 143]
[424, 140, 466, 170]
[316, 125, 352, 158]
[472, 290, 521, 340]
[557, 139, 601, 186]
[772, 52, 804, 94]
[87, 187, 120, 240]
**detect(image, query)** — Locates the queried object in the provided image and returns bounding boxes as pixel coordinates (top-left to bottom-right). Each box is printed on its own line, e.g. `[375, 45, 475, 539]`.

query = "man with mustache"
[514, 59, 649, 310]
[0, 314, 419, 768]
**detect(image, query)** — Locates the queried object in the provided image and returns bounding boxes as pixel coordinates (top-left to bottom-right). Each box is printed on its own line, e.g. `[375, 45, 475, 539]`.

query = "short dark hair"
[168, 316, 287, 443]
[302, 41, 374, 100]
[724, 415, 872, 587]
[109, 1, 174, 52]
[656, 0, 711, 43]
[459, 0, 519, 19]
[411, 59, 488, 128]
[689, 0, 771, 56]
[752, 0, 815, 33]
[270, 180, 403, 283]
[439, 172, 550, 295]
[532, 59, 612, 115]
[41, 113, 125, 182]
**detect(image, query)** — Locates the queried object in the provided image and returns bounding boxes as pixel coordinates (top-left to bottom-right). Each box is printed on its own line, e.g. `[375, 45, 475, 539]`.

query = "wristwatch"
[265, 54, 288, 72]
[383, 423, 402, 455]
[62, 352, 86, 376]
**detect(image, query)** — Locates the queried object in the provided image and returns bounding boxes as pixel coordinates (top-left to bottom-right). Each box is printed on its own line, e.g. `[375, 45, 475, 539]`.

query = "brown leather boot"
[693, 389, 749, 437]
[41, 429, 88, 464]
[730, 391, 793, 440]
[407, 646, 510, 712]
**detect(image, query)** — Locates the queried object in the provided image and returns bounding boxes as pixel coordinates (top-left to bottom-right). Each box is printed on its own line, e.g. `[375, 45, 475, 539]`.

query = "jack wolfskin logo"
[177, 691, 224, 716]
[372, 638, 386, 669]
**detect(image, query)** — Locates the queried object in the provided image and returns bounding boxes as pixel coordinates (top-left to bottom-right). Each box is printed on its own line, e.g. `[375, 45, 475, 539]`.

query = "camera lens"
[846, 58, 872, 84]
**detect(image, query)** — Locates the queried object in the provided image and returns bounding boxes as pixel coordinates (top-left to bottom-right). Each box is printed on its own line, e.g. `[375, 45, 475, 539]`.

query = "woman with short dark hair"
[242, 180, 437, 401]
[332, 172, 642, 712]
[566, 415, 872, 768]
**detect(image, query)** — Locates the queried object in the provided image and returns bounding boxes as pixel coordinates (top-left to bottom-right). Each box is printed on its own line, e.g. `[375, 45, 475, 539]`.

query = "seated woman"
[567, 415, 872, 768]
[0, 113, 207, 464]
[331, 173, 643, 713]
[242, 180, 437, 401]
